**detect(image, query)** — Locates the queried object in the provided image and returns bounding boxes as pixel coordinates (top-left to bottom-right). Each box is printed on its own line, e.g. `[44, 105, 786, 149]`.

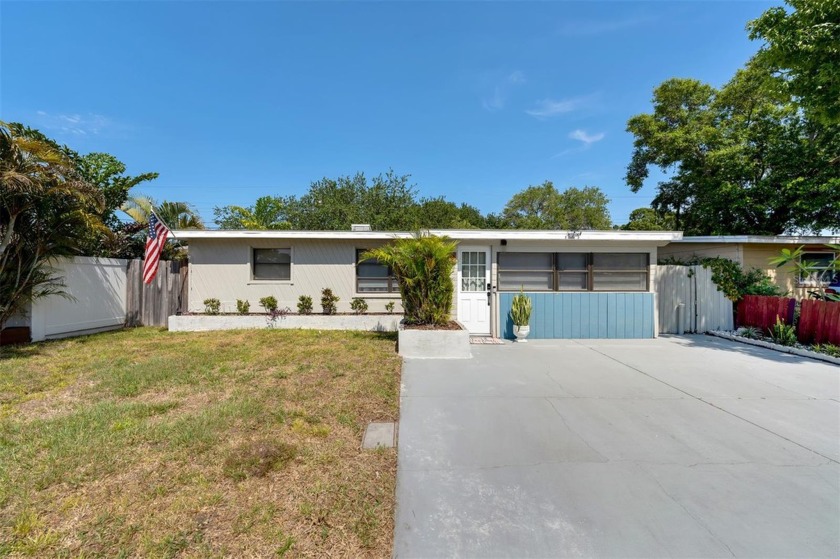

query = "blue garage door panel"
[499, 292, 654, 339]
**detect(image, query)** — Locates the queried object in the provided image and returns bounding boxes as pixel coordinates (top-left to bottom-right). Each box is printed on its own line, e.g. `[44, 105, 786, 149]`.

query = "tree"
[122, 195, 204, 260]
[501, 181, 611, 229]
[213, 195, 292, 230]
[410, 197, 487, 229]
[625, 62, 840, 234]
[748, 0, 840, 125]
[75, 152, 158, 229]
[0, 122, 104, 330]
[620, 208, 676, 231]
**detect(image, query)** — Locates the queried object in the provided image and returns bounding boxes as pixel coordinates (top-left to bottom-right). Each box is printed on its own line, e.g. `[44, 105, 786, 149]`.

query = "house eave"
[677, 235, 840, 245]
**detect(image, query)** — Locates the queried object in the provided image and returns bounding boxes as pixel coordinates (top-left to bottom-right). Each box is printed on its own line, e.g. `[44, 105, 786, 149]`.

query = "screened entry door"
[457, 247, 491, 335]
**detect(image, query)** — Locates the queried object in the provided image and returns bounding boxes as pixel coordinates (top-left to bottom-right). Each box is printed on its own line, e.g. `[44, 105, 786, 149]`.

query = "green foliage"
[736, 326, 763, 339]
[297, 295, 313, 315]
[350, 297, 368, 315]
[362, 234, 456, 326]
[236, 299, 250, 314]
[620, 207, 676, 231]
[812, 343, 840, 358]
[748, 0, 840, 125]
[768, 316, 797, 346]
[0, 122, 105, 330]
[320, 289, 339, 315]
[259, 296, 278, 313]
[213, 195, 293, 230]
[626, 59, 839, 234]
[385, 301, 395, 314]
[501, 181, 611, 230]
[203, 298, 221, 315]
[510, 289, 532, 326]
[769, 244, 840, 301]
[700, 257, 783, 302]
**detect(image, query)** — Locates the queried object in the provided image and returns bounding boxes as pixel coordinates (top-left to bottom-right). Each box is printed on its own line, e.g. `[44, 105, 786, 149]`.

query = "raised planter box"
[168, 314, 402, 333]
[397, 321, 471, 359]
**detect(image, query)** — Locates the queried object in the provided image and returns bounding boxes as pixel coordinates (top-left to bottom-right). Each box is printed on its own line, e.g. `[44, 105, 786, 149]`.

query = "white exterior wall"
[30, 256, 128, 342]
[188, 238, 403, 314]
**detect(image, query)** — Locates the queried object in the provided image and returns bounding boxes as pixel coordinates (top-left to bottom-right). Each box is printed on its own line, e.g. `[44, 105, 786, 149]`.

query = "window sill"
[354, 293, 401, 298]
[247, 281, 293, 285]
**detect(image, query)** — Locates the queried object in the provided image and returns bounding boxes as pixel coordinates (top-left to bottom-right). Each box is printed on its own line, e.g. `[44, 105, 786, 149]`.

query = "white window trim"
[797, 251, 837, 287]
[250, 246, 293, 283]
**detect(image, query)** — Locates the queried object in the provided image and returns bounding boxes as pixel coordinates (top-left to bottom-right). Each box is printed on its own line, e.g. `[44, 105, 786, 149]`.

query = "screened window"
[799, 252, 838, 285]
[498, 252, 553, 291]
[357, 250, 398, 293]
[498, 252, 649, 292]
[253, 248, 291, 280]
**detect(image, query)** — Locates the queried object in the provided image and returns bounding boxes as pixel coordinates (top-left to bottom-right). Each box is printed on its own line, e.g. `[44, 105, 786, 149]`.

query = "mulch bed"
[402, 321, 463, 331]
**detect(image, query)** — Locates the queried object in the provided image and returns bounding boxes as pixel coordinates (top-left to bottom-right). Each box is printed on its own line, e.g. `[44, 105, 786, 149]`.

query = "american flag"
[143, 212, 171, 284]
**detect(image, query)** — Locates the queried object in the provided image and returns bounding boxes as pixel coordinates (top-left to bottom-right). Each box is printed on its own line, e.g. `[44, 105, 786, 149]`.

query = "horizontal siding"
[499, 292, 655, 339]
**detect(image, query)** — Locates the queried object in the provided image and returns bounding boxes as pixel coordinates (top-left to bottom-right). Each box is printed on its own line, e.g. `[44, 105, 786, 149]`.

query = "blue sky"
[2, 0, 777, 227]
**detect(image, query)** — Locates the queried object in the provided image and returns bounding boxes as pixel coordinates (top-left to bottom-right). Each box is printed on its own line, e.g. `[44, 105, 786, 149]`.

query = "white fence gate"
[29, 256, 128, 342]
[656, 265, 733, 334]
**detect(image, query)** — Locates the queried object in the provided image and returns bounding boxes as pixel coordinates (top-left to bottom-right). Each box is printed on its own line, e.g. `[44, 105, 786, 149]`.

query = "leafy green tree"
[620, 208, 676, 231]
[0, 122, 104, 330]
[502, 181, 611, 229]
[122, 195, 204, 230]
[75, 153, 158, 229]
[411, 197, 487, 229]
[748, 0, 840, 125]
[213, 195, 292, 230]
[626, 62, 840, 234]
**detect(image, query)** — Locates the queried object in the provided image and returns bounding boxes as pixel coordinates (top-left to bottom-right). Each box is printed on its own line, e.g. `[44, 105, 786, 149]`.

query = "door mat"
[470, 337, 505, 345]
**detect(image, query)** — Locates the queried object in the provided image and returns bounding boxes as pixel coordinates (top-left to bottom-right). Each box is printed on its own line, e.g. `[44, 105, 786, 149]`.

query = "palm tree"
[122, 195, 204, 230]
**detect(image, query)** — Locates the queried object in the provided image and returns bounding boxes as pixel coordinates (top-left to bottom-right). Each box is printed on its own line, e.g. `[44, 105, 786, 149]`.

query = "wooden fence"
[798, 299, 840, 345]
[126, 260, 188, 327]
[656, 265, 733, 334]
[737, 295, 796, 330]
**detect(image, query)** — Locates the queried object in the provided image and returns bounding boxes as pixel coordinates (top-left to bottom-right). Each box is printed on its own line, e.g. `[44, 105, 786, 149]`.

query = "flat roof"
[171, 229, 683, 243]
[677, 235, 839, 245]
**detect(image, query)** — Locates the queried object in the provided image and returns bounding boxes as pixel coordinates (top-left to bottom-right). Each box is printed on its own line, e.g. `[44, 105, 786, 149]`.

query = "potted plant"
[510, 288, 532, 342]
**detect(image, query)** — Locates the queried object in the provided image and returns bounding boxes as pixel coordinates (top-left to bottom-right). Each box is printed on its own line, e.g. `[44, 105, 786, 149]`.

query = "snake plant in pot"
[510, 288, 532, 342]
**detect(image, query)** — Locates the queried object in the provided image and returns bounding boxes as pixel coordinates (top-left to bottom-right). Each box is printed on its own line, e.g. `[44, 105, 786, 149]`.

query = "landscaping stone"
[709, 331, 840, 366]
[362, 422, 397, 449]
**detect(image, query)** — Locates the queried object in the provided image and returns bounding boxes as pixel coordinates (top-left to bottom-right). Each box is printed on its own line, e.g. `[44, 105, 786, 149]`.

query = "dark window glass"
[357, 250, 398, 292]
[253, 248, 291, 280]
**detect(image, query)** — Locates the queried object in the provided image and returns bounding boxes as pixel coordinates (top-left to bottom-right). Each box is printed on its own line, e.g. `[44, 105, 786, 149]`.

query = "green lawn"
[0, 327, 401, 558]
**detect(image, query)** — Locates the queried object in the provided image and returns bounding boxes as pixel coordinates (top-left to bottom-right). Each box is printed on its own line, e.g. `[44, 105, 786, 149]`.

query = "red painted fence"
[737, 295, 796, 331]
[798, 299, 840, 345]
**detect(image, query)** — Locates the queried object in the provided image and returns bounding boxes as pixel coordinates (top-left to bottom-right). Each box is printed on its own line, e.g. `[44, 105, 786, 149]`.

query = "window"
[799, 252, 838, 285]
[357, 249, 398, 293]
[498, 252, 649, 292]
[253, 248, 291, 280]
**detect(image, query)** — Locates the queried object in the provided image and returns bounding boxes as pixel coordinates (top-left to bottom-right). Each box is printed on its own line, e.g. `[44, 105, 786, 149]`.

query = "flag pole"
[150, 206, 176, 239]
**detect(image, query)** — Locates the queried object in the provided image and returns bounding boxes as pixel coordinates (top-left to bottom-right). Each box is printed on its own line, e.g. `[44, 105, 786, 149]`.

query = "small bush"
[236, 299, 250, 314]
[222, 440, 297, 481]
[735, 326, 762, 339]
[259, 296, 278, 313]
[350, 297, 368, 315]
[385, 301, 395, 314]
[297, 295, 313, 315]
[768, 316, 797, 346]
[812, 343, 840, 358]
[203, 298, 221, 315]
[321, 288, 339, 315]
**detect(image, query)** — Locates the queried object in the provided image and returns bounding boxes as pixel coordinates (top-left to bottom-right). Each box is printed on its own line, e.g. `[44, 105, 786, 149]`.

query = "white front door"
[457, 247, 491, 335]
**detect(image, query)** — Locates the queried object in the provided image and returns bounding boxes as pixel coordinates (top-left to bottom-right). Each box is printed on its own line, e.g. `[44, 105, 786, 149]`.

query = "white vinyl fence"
[29, 256, 129, 342]
[656, 265, 733, 334]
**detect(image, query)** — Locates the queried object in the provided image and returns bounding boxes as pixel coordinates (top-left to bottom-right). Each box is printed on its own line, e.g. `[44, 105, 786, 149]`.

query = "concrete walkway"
[393, 335, 840, 558]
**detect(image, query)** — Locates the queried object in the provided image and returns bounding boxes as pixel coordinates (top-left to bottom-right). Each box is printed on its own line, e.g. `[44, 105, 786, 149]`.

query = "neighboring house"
[173, 227, 681, 340]
[658, 235, 840, 299]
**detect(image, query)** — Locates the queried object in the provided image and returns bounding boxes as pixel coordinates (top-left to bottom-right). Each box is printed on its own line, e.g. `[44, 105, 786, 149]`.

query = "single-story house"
[173, 227, 682, 340]
[658, 235, 840, 299]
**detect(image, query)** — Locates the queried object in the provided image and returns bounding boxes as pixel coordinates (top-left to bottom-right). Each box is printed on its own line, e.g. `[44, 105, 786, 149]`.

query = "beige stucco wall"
[657, 243, 743, 264]
[188, 238, 402, 314]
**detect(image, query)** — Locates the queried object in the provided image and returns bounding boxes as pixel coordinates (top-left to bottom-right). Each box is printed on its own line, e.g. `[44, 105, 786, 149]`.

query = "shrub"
[385, 301, 395, 314]
[362, 234, 456, 326]
[321, 288, 339, 315]
[700, 258, 783, 302]
[350, 297, 368, 315]
[510, 288, 532, 327]
[735, 326, 762, 339]
[812, 343, 840, 358]
[259, 296, 278, 313]
[203, 298, 221, 315]
[297, 295, 313, 315]
[768, 316, 797, 346]
[236, 299, 250, 314]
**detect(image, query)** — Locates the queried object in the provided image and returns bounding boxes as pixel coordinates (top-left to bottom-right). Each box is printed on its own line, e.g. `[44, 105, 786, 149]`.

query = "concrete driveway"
[393, 335, 840, 558]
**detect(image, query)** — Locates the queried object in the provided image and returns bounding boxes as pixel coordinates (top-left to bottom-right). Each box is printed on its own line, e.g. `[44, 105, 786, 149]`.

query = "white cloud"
[525, 94, 596, 118]
[569, 129, 605, 145]
[32, 110, 113, 136]
[482, 71, 526, 112]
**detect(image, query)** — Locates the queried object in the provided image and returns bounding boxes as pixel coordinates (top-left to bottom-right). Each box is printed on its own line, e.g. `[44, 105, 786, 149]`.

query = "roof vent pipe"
[351, 224, 372, 232]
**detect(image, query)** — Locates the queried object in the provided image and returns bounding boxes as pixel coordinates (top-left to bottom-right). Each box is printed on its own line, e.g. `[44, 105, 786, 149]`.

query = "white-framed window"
[356, 249, 399, 293]
[799, 252, 838, 285]
[498, 252, 650, 292]
[252, 248, 291, 281]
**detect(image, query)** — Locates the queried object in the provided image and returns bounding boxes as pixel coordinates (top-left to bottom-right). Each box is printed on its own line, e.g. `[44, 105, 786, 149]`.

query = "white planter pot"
[514, 325, 531, 342]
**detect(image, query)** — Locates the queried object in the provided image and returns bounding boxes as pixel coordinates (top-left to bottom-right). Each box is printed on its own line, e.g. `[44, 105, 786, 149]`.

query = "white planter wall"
[168, 314, 402, 333]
